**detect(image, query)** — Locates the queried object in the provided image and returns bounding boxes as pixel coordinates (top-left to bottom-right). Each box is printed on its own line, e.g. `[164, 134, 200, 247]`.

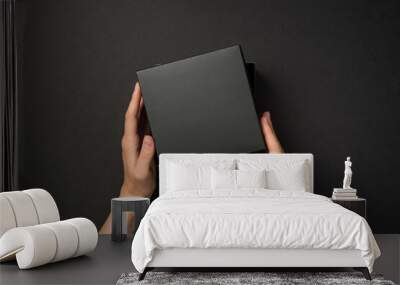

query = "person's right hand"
[120, 82, 156, 198]
[260, 112, 284, 153]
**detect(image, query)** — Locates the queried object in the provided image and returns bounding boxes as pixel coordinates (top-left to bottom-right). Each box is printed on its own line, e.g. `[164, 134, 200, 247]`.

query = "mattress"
[131, 190, 380, 273]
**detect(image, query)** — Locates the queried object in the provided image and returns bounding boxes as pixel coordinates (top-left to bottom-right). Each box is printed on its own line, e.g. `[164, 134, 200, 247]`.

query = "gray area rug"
[117, 272, 396, 285]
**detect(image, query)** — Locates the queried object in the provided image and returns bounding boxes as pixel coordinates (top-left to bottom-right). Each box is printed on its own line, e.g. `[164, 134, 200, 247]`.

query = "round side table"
[111, 197, 150, 242]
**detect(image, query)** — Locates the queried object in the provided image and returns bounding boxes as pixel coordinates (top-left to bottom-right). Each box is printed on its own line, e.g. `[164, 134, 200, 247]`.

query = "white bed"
[131, 154, 380, 280]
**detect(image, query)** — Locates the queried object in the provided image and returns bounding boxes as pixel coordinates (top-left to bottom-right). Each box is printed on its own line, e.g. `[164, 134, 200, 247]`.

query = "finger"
[123, 83, 141, 153]
[124, 83, 140, 137]
[264, 112, 273, 129]
[132, 82, 142, 117]
[260, 112, 284, 153]
[136, 135, 155, 177]
[260, 112, 274, 135]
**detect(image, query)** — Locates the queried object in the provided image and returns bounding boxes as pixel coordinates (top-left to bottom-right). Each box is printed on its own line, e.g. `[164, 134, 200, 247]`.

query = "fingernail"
[262, 112, 268, 121]
[132, 83, 138, 98]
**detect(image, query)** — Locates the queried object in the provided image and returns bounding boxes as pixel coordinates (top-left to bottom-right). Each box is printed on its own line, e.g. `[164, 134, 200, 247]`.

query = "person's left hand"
[99, 83, 155, 234]
[120, 82, 156, 198]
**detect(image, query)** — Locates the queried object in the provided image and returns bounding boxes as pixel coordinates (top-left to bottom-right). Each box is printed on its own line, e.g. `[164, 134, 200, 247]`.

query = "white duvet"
[131, 190, 380, 273]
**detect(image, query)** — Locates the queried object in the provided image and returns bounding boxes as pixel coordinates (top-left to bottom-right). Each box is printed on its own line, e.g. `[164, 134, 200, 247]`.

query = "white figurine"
[342, 157, 353, 189]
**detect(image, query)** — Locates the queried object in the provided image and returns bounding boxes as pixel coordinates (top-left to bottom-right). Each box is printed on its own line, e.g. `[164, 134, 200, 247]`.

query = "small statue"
[342, 157, 353, 189]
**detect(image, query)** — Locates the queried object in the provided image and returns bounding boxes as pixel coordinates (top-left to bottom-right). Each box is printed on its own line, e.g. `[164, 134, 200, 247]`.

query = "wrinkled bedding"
[131, 190, 380, 272]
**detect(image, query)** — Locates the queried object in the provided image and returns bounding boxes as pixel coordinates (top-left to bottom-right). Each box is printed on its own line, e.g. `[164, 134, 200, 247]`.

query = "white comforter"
[131, 190, 380, 272]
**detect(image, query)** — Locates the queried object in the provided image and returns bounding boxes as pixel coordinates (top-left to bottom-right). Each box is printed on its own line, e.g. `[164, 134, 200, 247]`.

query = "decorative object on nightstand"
[331, 198, 367, 219]
[111, 197, 150, 242]
[332, 156, 358, 199]
[343, 156, 353, 189]
[331, 156, 366, 218]
[332, 187, 357, 199]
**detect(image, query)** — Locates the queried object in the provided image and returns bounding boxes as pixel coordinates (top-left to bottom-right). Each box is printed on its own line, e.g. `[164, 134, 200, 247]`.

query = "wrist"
[119, 182, 154, 198]
[119, 183, 136, 197]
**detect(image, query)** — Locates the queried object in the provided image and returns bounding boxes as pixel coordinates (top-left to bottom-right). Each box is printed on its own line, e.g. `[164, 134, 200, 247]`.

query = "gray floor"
[374, 235, 400, 284]
[0, 236, 134, 285]
[0, 235, 399, 285]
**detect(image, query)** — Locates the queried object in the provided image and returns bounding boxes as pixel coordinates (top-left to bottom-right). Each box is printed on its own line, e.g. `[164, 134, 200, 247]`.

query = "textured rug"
[116, 272, 396, 285]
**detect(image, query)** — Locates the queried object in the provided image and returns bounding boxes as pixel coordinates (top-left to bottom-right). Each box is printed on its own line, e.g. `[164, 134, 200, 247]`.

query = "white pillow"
[211, 169, 267, 190]
[211, 168, 236, 189]
[266, 166, 306, 191]
[238, 159, 307, 191]
[237, 169, 267, 188]
[167, 160, 235, 191]
[167, 163, 210, 191]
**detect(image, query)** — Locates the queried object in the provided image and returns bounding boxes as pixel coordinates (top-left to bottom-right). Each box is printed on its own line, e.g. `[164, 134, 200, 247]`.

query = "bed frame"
[139, 154, 371, 280]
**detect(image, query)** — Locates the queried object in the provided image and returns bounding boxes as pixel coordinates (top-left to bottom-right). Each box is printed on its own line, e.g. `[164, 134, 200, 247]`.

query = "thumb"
[260, 112, 274, 134]
[260, 112, 284, 153]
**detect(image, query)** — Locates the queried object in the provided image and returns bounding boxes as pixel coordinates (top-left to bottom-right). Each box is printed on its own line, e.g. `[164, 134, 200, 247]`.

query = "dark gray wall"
[16, 0, 400, 233]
